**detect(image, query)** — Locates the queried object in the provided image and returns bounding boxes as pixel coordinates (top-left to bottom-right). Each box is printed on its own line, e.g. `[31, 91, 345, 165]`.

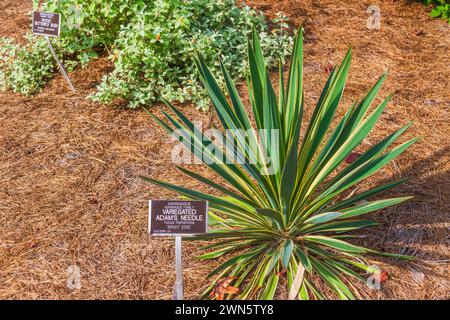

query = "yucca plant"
[142, 28, 418, 300]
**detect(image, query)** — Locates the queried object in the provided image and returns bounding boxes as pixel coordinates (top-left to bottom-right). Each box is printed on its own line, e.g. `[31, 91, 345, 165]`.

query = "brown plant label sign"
[149, 200, 208, 236]
[32, 11, 61, 37]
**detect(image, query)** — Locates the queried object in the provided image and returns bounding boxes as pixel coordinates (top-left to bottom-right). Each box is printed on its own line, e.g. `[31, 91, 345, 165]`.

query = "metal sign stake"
[149, 200, 208, 300]
[45, 36, 76, 92]
[173, 235, 184, 300]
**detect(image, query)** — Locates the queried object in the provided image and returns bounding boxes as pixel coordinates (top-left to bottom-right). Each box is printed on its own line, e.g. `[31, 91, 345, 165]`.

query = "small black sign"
[32, 11, 61, 37]
[149, 200, 208, 236]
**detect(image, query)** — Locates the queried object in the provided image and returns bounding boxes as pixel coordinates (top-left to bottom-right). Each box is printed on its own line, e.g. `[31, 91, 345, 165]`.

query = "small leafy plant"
[91, 2, 292, 109]
[0, 36, 55, 95]
[422, 0, 450, 22]
[143, 28, 418, 299]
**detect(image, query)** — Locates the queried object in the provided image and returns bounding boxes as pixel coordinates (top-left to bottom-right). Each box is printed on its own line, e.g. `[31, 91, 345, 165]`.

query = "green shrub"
[423, 0, 450, 22]
[0, 0, 292, 109]
[0, 36, 54, 95]
[143, 29, 417, 299]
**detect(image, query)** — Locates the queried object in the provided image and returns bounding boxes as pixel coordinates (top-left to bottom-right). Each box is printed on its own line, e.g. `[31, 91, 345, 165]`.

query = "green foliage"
[0, 36, 54, 95]
[143, 29, 417, 299]
[0, 0, 292, 109]
[423, 0, 450, 22]
[91, 3, 291, 109]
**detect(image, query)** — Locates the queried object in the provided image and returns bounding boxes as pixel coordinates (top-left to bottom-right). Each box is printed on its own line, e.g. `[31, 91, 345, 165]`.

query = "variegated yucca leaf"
[142, 28, 417, 300]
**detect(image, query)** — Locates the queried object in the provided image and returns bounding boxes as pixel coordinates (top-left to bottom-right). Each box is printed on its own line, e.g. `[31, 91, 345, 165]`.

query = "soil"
[0, 0, 448, 299]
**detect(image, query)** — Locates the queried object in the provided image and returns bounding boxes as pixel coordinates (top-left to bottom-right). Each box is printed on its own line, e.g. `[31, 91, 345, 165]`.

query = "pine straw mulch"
[0, 0, 448, 299]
